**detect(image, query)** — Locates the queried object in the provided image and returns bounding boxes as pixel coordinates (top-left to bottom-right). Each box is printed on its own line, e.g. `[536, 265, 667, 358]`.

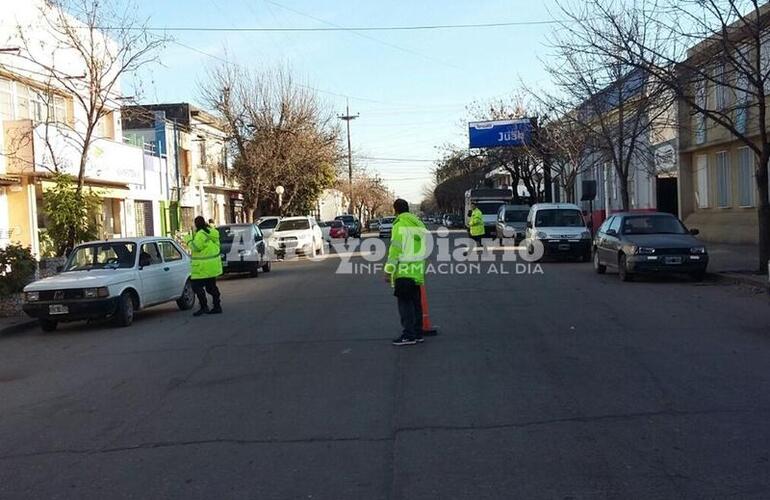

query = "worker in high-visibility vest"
[384, 199, 428, 346]
[468, 201, 485, 254]
[186, 216, 223, 316]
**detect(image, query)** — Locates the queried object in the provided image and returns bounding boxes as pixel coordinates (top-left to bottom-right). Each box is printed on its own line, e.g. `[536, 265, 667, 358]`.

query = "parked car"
[218, 224, 271, 277]
[256, 216, 281, 240]
[22, 238, 194, 331]
[592, 212, 708, 281]
[319, 221, 334, 241]
[496, 204, 530, 245]
[268, 216, 324, 257]
[367, 218, 380, 231]
[335, 214, 361, 238]
[379, 216, 396, 238]
[328, 220, 349, 240]
[525, 203, 592, 261]
[446, 214, 464, 228]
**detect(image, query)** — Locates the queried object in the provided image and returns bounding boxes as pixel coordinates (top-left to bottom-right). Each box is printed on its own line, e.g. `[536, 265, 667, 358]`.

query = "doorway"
[656, 177, 678, 216]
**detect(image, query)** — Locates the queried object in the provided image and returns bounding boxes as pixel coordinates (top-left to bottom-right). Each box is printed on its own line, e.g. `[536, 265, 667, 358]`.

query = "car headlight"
[25, 291, 39, 302]
[690, 246, 706, 255]
[535, 231, 548, 239]
[83, 287, 110, 298]
[634, 246, 656, 255]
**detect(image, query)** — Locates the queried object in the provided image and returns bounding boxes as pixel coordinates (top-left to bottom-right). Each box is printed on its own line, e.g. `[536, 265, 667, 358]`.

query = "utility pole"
[338, 100, 359, 214]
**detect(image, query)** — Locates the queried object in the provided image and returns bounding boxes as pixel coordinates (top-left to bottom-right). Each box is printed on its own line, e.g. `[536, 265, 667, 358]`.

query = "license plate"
[558, 244, 571, 251]
[49, 304, 69, 315]
[664, 256, 683, 265]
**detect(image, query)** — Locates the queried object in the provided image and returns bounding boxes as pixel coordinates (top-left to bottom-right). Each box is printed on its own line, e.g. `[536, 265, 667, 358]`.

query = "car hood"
[24, 269, 135, 291]
[271, 229, 312, 240]
[538, 226, 587, 238]
[624, 233, 702, 248]
[503, 222, 527, 230]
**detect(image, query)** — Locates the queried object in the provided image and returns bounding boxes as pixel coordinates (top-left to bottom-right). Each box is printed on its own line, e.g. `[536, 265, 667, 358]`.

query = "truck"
[464, 188, 515, 237]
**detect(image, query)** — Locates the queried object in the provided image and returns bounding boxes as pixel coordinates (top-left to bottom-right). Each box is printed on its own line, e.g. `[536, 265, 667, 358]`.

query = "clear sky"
[131, 0, 560, 204]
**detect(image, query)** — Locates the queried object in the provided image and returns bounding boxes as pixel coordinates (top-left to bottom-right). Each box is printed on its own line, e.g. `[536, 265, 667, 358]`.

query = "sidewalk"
[707, 243, 769, 289]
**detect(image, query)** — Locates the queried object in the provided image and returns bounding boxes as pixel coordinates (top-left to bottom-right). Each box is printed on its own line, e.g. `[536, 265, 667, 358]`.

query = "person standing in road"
[187, 216, 223, 316]
[468, 201, 485, 254]
[384, 199, 428, 346]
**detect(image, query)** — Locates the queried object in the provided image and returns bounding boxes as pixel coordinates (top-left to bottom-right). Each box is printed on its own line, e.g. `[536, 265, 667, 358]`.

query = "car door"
[138, 242, 166, 305]
[594, 217, 612, 263]
[158, 240, 188, 300]
[602, 216, 623, 265]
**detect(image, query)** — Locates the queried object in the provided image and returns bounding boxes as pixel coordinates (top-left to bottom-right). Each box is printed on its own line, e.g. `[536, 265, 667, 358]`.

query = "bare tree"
[201, 64, 342, 219]
[568, 0, 770, 269]
[542, 0, 675, 211]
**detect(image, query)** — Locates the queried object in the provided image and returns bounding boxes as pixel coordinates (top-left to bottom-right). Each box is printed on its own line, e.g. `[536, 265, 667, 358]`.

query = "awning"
[0, 175, 20, 186]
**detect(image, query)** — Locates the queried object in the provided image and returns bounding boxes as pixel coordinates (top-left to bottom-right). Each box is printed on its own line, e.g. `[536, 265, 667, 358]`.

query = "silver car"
[496, 204, 529, 245]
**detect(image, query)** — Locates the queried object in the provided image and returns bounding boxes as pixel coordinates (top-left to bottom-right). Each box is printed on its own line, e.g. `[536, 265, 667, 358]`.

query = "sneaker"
[193, 307, 209, 317]
[392, 335, 418, 346]
[207, 306, 223, 315]
[415, 336, 425, 343]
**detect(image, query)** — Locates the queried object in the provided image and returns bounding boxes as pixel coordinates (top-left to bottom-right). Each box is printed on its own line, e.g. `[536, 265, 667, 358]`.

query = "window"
[29, 89, 46, 122]
[696, 155, 710, 208]
[621, 215, 687, 235]
[715, 64, 727, 110]
[695, 81, 707, 145]
[608, 216, 621, 234]
[761, 34, 770, 94]
[0, 78, 12, 120]
[64, 243, 136, 271]
[139, 243, 162, 266]
[716, 151, 731, 207]
[738, 147, 755, 207]
[735, 73, 749, 134]
[534, 209, 585, 228]
[597, 217, 612, 234]
[159, 241, 183, 262]
[15, 85, 29, 119]
[53, 96, 66, 124]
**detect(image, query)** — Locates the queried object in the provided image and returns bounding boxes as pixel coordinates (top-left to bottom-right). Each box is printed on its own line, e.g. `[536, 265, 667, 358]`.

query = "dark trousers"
[394, 278, 423, 339]
[191, 278, 221, 309]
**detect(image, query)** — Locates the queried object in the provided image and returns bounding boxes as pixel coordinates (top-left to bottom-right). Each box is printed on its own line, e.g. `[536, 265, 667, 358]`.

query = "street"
[2, 234, 770, 499]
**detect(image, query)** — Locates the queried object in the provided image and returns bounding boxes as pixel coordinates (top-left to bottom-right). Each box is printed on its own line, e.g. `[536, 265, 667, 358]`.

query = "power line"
[98, 19, 565, 33]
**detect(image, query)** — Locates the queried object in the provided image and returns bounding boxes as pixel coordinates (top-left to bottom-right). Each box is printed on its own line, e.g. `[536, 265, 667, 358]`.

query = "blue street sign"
[468, 119, 532, 149]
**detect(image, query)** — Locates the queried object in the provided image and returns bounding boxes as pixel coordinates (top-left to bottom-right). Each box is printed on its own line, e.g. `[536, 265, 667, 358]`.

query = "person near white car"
[186, 216, 223, 316]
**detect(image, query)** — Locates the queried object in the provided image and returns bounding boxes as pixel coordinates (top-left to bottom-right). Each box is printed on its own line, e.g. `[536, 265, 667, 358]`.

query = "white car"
[268, 216, 325, 257]
[256, 216, 281, 240]
[22, 237, 194, 331]
[379, 216, 396, 238]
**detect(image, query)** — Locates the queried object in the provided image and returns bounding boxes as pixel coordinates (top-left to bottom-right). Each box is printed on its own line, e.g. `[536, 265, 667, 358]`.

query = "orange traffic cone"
[420, 285, 439, 336]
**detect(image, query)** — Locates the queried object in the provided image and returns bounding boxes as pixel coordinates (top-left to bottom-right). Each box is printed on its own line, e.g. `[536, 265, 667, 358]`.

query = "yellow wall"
[6, 176, 34, 248]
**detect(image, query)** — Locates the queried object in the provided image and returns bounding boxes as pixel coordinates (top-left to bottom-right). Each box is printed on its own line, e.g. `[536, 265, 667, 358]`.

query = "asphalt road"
[2, 233, 770, 499]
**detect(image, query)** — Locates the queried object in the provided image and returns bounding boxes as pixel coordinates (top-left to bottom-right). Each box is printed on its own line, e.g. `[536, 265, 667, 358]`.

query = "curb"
[710, 271, 769, 291]
[0, 318, 36, 336]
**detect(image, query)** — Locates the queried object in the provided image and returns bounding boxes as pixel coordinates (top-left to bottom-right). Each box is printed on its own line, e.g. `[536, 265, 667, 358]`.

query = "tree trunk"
[756, 148, 770, 273]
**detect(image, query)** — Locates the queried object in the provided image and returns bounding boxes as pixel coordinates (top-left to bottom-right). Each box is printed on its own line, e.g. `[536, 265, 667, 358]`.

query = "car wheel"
[114, 291, 135, 327]
[176, 280, 195, 310]
[262, 260, 271, 273]
[593, 250, 606, 274]
[39, 319, 57, 332]
[618, 254, 633, 282]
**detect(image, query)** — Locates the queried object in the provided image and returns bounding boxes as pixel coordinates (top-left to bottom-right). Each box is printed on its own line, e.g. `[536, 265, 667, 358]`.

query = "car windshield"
[64, 242, 137, 271]
[535, 209, 584, 227]
[381, 217, 396, 224]
[218, 226, 252, 243]
[621, 215, 687, 235]
[477, 202, 504, 215]
[276, 219, 310, 231]
[258, 218, 279, 229]
[504, 210, 528, 223]
[319, 221, 332, 227]
[330, 221, 344, 228]
[336, 216, 355, 224]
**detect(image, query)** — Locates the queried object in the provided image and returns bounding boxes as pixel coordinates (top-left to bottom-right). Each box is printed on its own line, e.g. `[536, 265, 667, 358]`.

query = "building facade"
[0, 0, 152, 256]
[123, 103, 242, 234]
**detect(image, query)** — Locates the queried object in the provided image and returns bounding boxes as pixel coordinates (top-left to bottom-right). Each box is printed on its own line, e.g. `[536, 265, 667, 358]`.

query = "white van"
[525, 203, 592, 261]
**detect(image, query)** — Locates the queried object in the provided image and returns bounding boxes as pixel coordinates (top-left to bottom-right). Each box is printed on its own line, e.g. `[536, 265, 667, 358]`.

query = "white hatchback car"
[22, 237, 194, 331]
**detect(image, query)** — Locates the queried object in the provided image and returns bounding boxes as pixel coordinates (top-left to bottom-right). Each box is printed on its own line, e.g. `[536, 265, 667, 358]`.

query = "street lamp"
[275, 185, 284, 214]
